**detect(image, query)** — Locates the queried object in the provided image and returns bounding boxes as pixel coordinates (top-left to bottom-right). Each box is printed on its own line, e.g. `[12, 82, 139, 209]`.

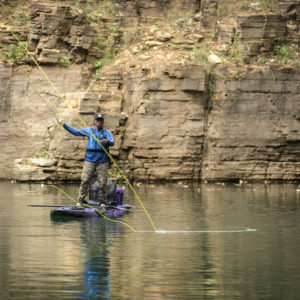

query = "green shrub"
[274, 44, 300, 65]
[13, 12, 29, 27]
[293, 44, 299, 52]
[59, 56, 71, 67]
[230, 70, 246, 79]
[84, 0, 116, 23]
[275, 45, 291, 59]
[258, 56, 267, 64]
[228, 37, 244, 64]
[85, 10, 100, 23]
[93, 60, 103, 69]
[210, 31, 218, 41]
[36, 150, 50, 159]
[92, 46, 118, 80]
[102, 0, 116, 17]
[2, 42, 27, 65]
[92, 68, 100, 81]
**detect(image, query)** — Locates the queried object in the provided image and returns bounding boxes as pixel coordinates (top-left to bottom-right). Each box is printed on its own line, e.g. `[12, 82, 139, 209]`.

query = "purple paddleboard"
[50, 188, 134, 219]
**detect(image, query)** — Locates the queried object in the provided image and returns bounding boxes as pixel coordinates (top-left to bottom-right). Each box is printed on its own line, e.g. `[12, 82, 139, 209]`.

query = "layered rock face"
[6, 64, 299, 182]
[122, 65, 207, 180]
[0, 0, 299, 182]
[0, 63, 89, 180]
[204, 68, 300, 181]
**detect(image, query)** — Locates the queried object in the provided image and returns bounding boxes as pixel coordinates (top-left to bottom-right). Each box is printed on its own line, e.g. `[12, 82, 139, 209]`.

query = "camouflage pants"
[78, 161, 109, 204]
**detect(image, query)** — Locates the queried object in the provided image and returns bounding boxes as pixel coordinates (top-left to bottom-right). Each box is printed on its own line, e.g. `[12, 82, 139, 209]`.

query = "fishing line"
[27, 75, 91, 128]
[137, 229, 257, 233]
[45, 185, 136, 232]
[25, 75, 59, 118]
[10, 30, 65, 100]
[10, 30, 157, 232]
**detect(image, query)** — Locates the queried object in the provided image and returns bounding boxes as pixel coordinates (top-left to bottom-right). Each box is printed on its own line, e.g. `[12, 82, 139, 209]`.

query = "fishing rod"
[105, 205, 136, 211]
[28, 204, 135, 211]
[28, 204, 69, 207]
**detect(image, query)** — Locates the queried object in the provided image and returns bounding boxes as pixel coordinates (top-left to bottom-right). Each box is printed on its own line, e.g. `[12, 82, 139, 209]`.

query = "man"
[62, 114, 114, 207]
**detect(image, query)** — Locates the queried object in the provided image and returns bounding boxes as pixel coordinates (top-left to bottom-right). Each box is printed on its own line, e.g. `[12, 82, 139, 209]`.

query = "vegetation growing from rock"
[0, 0, 29, 28]
[2, 42, 27, 65]
[59, 56, 71, 67]
[36, 150, 50, 159]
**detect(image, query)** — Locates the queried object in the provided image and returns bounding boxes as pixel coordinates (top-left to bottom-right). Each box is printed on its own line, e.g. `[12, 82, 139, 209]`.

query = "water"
[0, 182, 299, 299]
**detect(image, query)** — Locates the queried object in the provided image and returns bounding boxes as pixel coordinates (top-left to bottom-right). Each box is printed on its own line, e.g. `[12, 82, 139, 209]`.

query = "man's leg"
[78, 161, 96, 203]
[96, 162, 109, 205]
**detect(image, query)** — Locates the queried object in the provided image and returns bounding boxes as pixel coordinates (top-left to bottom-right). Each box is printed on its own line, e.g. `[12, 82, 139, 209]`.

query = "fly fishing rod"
[28, 204, 135, 210]
[28, 204, 69, 207]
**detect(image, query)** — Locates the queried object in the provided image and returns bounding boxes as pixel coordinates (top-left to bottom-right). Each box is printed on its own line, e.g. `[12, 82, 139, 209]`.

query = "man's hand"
[101, 139, 108, 144]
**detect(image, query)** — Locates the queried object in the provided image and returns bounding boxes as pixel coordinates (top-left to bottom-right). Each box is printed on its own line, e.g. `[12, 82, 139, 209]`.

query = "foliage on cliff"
[1, 0, 299, 76]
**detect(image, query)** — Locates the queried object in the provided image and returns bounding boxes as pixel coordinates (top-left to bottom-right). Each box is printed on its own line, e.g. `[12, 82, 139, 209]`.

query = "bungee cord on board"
[10, 30, 157, 232]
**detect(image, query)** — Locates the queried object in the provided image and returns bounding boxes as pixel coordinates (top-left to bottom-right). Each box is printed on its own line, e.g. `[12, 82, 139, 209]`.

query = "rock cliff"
[0, 0, 299, 182]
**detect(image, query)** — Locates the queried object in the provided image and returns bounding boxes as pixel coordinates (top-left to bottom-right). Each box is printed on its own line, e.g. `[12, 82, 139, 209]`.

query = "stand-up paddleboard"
[49, 203, 134, 219]
[29, 187, 135, 219]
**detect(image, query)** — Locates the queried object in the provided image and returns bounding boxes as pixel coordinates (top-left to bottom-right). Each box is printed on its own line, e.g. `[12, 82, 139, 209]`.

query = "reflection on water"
[0, 182, 299, 299]
[78, 220, 111, 299]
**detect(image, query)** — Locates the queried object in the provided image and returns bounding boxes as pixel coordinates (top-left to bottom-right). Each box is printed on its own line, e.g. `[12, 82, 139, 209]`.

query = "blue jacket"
[63, 123, 114, 163]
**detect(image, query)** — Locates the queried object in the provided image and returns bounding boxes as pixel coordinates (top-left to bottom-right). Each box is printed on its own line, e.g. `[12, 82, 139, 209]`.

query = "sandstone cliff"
[0, 0, 299, 182]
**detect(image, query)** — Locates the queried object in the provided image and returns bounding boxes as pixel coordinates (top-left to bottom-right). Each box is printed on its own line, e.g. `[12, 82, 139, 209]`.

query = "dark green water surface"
[0, 182, 299, 299]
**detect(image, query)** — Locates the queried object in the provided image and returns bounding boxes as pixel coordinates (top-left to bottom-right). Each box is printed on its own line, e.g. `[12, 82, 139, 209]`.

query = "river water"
[0, 181, 299, 299]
